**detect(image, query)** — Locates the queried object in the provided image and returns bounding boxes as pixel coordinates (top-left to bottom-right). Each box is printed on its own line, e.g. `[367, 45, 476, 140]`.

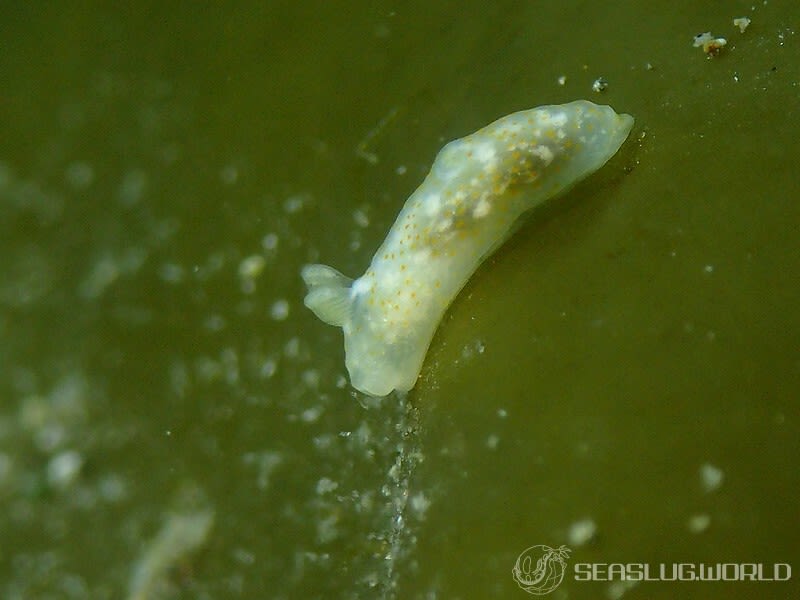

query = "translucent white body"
[302, 101, 633, 396]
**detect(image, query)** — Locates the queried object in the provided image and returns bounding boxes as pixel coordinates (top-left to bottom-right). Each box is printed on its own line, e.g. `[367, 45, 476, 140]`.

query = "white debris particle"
[46, 450, 83, 490]
[461, 339, 486, 359]
[335, 374, 347, 388]
[693, 32, 727, 56]
[261, 232, 279, 251]
[592, 77, 609, 93]
[703, 264, 714, 273]
[395, 164, 407, 175]
[700, 462, 724, 493]
[557, 75, 567, 85]
[486, 434, 500, 450]
[270, 299, 290, 321]
[316, 477, 339, 495]
[567, 518, 598, 546]
[497, 408, 508, 418]
[733, 17, 751, 33]
[687, 513, 711, 533]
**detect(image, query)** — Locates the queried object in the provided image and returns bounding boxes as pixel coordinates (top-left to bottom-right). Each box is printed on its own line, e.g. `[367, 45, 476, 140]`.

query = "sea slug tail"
[300, 263, 353, 327]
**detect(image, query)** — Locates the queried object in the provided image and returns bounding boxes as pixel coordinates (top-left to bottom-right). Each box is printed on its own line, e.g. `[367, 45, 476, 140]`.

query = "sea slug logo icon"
[512, 544, 571, 595]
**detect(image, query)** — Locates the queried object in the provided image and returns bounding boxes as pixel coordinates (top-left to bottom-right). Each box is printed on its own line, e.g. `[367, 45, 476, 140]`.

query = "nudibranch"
[302, 100, 633, 396]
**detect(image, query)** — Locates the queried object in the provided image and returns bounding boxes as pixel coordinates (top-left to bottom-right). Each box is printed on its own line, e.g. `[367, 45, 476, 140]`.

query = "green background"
[1, 1, 798, 598]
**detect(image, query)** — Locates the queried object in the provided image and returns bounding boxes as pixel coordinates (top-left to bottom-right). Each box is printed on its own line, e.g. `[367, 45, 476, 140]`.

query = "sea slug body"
[302, 100, 634, 396]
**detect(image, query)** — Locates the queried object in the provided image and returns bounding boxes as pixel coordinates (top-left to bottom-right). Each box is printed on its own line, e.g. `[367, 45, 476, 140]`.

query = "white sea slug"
[302, 100, 634, 396]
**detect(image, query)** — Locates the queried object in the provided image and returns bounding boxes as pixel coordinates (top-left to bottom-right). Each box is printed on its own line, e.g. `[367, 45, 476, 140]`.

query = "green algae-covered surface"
[1, 2, 798, 599]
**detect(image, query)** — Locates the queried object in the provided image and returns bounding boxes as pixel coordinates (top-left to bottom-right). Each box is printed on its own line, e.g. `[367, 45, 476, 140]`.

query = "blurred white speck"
[47, 450, 83, 490]
[270, 299, 290, 321]
[704, 264, 714, 273]
[567, 518, 597, 546]
[233, 547, 256, 566]
[0, 161, 12, 187]
[557, 75, 567, 85]
[79, 255, 120, 299]
[301, 369, 319, 388]
[158, 262, 185, 284]
[65, 162, 95, 190]
[700, 462, 724, 493]
[203, 314, 226, 332]
[316, 477, 339, 494]
[607, 579, 638, 600]
[221, 347, 240, 385]
[316, 513, 339, 544]
[259, 358, 277, 379]
[395, 165, 407, 175]
[486, 434, 499, 450]
[687, 513, 711, 533]
[335, 375, 347, 388]
[117, 169, 148, 206]
[98, 473, 128, 503]
[242, 451, 283, 490]
[353, 208, 370, 228]
[410, 492, 431, 520]
[284, 337, 300, 358]
[220, 164, 239, 185]
[261, 232, 279, 251]
[238, 255, 266, 280]
[301, 406, 323, 423]
[0, 452, 12, 486]
[497, 408, 508, 418]
[283, 193, 309, 214]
